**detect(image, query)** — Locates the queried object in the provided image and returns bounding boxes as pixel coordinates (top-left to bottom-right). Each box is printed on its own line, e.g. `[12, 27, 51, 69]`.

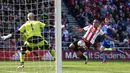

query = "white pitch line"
[0, 70, 17, 73]
[0, 70, 30, 73]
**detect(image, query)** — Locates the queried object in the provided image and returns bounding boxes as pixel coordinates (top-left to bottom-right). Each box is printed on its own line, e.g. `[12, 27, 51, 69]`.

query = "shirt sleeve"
[102, 25, 107, 34]
[83, 25, 90, 31]
[39, 21, 46, 28]
[108, 24, 116, 30]
[18, 24, 25, 33]
[99, 29, 105, 35]
[112, 25, 116, 30]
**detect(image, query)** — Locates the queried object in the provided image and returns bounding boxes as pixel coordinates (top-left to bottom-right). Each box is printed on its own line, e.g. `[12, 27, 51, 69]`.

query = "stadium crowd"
[0, 0, 129, 50]
[63, 0, 130, 49]
[0, 0, 55, 32]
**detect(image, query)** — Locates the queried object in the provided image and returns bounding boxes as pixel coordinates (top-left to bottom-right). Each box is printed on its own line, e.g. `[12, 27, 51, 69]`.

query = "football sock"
[50, 48, 55, 58]
[20, 53, 25, 64]
[79, 55, 86, 60]
[20, 62, 24, 66]
[100, 51, 106, 62]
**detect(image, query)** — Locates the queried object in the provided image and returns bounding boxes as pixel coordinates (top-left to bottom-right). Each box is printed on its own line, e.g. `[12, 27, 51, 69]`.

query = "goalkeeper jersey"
[19, 20, 45, 40]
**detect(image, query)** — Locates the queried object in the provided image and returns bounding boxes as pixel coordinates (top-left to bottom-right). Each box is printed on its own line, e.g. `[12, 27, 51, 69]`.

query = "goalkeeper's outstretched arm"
[1, 30, 21, 40]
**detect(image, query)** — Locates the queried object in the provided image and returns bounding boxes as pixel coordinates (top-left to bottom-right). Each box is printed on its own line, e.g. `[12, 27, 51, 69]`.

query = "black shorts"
[21, 40, 49, 52]
[27, 36, 43, 44]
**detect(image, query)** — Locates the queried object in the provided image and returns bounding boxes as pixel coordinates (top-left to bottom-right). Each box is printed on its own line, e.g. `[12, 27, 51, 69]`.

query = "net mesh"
[0, 0, 55, 73]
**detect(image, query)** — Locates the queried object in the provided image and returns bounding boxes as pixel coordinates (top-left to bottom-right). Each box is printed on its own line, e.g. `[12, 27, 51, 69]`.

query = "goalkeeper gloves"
[1, 34, 12, 40]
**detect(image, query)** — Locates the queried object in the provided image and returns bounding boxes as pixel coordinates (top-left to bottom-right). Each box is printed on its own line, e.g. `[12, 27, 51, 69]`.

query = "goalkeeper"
[1, 12, 55, 68]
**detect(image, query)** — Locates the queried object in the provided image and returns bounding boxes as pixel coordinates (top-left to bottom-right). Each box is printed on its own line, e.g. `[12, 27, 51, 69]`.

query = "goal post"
[55, 0, 62, 73]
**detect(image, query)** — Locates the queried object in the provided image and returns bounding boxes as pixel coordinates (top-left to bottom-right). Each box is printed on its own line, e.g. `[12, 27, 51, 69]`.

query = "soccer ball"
[77, 40, 86, 47]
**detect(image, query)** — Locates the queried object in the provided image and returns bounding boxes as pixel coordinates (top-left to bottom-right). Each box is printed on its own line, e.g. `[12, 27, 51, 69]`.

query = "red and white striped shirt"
[82, 25, 105, 44]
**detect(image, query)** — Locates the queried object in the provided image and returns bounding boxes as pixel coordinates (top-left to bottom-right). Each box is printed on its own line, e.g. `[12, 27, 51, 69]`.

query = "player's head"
[105, 17, 110, 25]
[93, 19, 100, 28]
[27, 12, 34, 21]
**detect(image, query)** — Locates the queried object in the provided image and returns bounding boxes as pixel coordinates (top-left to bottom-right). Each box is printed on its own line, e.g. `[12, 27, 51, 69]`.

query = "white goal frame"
[55, 0, 62, 73]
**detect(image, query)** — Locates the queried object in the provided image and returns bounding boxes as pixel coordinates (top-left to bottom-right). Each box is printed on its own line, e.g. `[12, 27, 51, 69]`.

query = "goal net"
[0, 0, 61, 73]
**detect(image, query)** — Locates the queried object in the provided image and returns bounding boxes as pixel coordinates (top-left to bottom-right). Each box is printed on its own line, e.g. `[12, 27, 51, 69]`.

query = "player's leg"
[69, 40, 88, 64]
[50, 48, 55, 59]
[108, 41, 129, 59]
[40, 40, 55, 59]
[18, 45, 33, 68]
[100, 41, 108, 63]
[100, 41, 111, 63]
[99, 46, 107, 63]
[83, 42, 91, 64]
[81, 51, 88, 64]
[18, 46, 27, 68]
[76, 50, 88, 64]
[112, 47, 129, 59]
[69, 41, 87, 61]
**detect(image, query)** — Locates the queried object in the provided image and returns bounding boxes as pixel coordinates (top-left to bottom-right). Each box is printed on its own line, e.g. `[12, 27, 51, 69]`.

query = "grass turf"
[0, 60, 130, 73]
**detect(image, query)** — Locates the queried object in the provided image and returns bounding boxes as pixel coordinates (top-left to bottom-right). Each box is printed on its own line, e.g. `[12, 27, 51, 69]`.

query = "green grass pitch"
[0, 60, 130, 73]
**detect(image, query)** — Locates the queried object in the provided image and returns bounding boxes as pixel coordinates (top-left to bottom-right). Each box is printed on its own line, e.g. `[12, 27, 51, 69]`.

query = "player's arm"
[73, 26, 84, 32]
[1, 24, 25, 40]
[108, 26, 117, 33]
[99, 29, 119, 43]
[39, 21, 46, 29]
[1, 30, 21, 40]
[103, 34, 119, 43]
[73, 25, 90, 33]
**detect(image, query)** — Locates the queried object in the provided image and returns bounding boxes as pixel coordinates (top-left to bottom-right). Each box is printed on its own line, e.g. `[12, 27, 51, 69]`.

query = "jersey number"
[30, 23, 34, 31]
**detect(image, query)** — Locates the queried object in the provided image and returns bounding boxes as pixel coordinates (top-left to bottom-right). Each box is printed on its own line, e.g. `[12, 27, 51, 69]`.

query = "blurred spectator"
[8, 39, 16, 50]
[62, 26, 69, 42]
[125, 18, 130, 27]
[126, 24, 130, 38]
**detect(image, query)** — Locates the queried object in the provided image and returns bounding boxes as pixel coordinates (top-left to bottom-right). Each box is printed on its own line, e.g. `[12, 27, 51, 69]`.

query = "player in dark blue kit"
[100, 17, 129, 63]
